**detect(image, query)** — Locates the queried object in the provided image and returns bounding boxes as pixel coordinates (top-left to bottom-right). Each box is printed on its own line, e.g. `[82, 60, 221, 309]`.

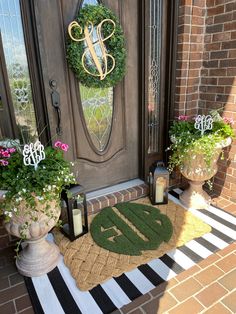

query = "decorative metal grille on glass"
[147, 0, 162, 154]
[0, 0, 37, 142]
[80, 85, 113, 151]
[79, 0, 114, 152]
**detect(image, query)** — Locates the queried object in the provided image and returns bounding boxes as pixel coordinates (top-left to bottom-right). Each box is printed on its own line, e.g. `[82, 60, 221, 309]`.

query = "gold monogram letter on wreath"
[66, 5, 126, 88]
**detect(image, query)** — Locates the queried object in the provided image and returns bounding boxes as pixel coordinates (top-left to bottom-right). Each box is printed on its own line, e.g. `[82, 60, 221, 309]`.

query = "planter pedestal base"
[16, 235, 60, 277]
[180, 180, 210, 209]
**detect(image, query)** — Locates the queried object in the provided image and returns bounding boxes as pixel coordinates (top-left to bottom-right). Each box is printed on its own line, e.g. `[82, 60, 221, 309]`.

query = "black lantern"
[149, 161, 169, 205]
[60, 184, 88, 241]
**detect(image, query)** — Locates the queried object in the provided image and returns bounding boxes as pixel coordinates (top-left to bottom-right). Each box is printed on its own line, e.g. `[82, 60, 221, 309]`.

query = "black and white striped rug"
[24, 190, 236, 314]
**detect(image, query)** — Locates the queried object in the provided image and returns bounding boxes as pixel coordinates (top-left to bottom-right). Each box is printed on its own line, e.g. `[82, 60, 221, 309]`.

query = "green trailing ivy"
[66, 4, 126, 88]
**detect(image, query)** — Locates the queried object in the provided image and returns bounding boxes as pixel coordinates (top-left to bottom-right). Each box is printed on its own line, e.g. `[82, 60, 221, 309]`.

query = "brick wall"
[175, 0, 236, 201]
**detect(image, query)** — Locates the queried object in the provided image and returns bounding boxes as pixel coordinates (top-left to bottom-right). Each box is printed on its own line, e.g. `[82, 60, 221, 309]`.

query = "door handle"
[49, 80, 62, 135]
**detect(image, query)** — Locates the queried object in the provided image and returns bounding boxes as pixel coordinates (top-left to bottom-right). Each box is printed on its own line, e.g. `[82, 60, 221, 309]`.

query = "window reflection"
[0, 0, 37, 143]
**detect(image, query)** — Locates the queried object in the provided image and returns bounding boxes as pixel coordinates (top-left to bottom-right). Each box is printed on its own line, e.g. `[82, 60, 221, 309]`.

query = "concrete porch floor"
[0, 195, 235, 314]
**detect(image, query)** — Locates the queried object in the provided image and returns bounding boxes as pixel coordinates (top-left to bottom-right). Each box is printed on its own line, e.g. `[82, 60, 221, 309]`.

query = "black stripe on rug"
[47, 267, 82, 314]
[169, 190, 180, 199]
[89, 285, 117, 314]
[211, 228, 234, 244]
[138, 264, 165, 286]
[24, 277, 44, 314]
[199, 209, 236, 230]
[178, 245, 203, 263]
[159, 254, 185, 274]
[114, 274, 142, 300]
[194, 237, 219, 253]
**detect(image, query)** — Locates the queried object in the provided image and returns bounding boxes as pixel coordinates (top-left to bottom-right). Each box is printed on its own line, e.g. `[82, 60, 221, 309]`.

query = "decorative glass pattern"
[78, 0, 114, 152]
[82, 0, 100, 7]
[147, 0, 162, 153]
[0, 0, 37, 142]
[80, 85, 113, 151]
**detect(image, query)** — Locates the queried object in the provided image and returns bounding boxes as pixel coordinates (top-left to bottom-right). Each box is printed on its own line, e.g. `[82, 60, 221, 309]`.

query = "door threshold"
[86, 179, 145, 200]
[86, 179, 148, 214]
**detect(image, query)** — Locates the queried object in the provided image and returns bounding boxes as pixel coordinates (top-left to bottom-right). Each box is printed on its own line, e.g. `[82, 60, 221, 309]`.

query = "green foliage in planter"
[167, 111, 235, 173]
[66, 5, 126, 88]
[0, 141, 76, 246]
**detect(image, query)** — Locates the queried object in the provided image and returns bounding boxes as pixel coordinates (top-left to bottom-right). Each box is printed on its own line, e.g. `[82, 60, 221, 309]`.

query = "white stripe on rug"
[124, 269, 155, 294]
[207, 205, 236, 225]
[167, 248, 196, 269]
[32, 275, 65, 314]
[202, 233, 229, 250]
[57, 259, 103, 314]
[185, 240, 213, 258]
[101, 278, 131, 308]
[189, 208, 236, 240]
[148, 259, 177, 280]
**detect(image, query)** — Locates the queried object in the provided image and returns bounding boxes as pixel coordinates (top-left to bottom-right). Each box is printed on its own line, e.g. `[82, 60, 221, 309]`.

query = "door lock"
[49, 80, 62, 135]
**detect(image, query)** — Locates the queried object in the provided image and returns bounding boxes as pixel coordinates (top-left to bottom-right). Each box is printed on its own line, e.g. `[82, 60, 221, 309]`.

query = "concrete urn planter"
[179, 137, 232, 209]
[4, 196, 61, 277]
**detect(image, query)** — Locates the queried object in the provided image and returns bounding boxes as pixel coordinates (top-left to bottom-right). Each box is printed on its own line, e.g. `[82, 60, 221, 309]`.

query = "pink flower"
[2, 151, 10, 158]
[60, 143, 69, 152]
[0, 159, 8, 166]
[8, 148, 16, 153]
[223, 117, 235, 125]
[178, 115, 188, 121]
[54, 141, 62, 148]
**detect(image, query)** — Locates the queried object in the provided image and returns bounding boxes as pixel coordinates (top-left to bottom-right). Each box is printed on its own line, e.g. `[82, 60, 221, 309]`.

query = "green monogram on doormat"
[90, 202, 173, 256]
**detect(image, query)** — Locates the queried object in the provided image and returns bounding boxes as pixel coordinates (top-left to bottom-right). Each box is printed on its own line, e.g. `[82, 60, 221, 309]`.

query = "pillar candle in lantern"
[155, 177, 166, 203]
[72, 209, 83, 236]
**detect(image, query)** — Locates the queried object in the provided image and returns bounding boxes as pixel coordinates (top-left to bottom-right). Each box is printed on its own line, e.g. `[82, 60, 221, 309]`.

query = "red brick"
[203, 303, 232, 314]
[222, 40, 236, 50]
[0, 301, 16, 314]
[170, 278, 203, 302]
[206, 0, 215, 6]
[216, 253, 236, 272]
[15, 294, 32, 312]
[142, 293, 177, 314]
[213, 32, 231, 42]
[224, 21, 236, 31]
[214, 13, 233, 24]
[205, 42, 221, 51]
[226, 2, 236, 12]
[194, 265, 224, 286]
[192, 16, 204, 25]
[206, 24, 223, 34]
[210, 50, 228, 59]
[196, 282, 228, 307]
[208, 5, 225, 16]
[169, 298, 204, 314]
[221, 291, 236, 313]
[0, 283, 28, 304]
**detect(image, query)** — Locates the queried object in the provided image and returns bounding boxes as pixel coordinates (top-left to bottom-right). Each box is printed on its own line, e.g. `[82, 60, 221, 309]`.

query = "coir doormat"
[53, 198, 211, 291]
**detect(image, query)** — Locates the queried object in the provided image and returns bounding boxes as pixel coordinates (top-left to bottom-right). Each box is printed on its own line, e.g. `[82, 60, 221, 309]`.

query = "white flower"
[22, 188, 26, 193]
[8, 212, 12, 218]
[13, 208, 17, 212]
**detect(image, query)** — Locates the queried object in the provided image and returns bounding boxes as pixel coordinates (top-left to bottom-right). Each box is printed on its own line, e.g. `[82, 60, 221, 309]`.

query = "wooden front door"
[33, 0, 140, 191]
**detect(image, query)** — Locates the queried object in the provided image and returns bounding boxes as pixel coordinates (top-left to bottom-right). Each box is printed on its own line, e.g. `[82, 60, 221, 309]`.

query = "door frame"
[140, 0, 179, 182]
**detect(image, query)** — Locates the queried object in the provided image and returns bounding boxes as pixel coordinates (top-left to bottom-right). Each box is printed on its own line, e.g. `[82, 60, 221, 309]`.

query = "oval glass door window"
[79, 85, 113, 152]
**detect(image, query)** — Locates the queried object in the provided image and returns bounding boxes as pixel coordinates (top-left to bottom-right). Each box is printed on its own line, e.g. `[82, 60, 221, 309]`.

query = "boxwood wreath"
[90, 202, 173, 256]
[66, 5, 126, 88]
